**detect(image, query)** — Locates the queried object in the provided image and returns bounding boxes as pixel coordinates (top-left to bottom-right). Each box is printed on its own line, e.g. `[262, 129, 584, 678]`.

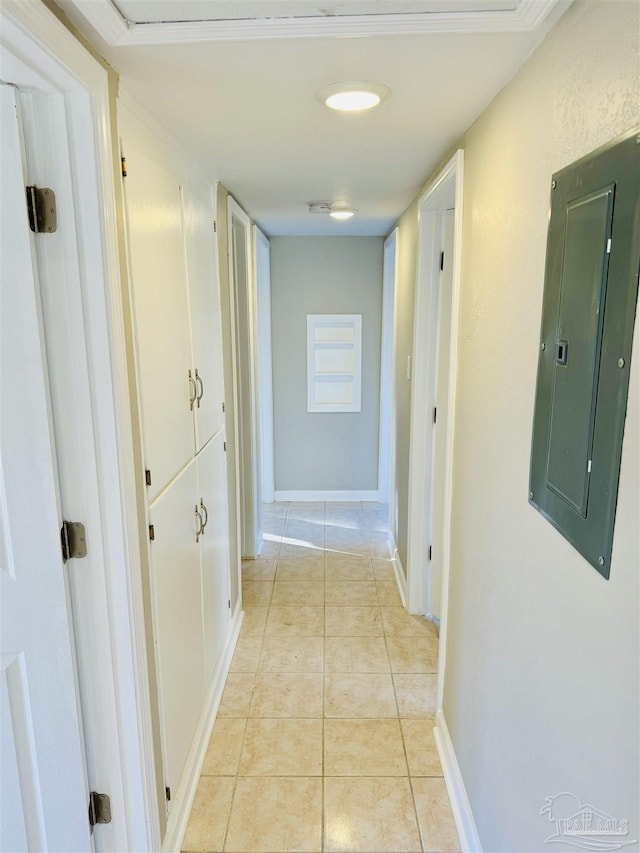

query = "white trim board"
[254, 226, 274, 504]
[434, 710, 483, 853]
[274, 490, 379, 502]
[58, 0, 572, 45]
[387, 530, 408, 608]
[379, 228, 398, 505]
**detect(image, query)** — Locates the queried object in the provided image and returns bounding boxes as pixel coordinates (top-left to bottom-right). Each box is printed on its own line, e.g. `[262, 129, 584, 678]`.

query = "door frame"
[227, 196, 263, 557]
[379, 227, 399, 507]
[0, 2, 159, 849]
[254, 225, 275, 503]
[406, 150, 464, 705]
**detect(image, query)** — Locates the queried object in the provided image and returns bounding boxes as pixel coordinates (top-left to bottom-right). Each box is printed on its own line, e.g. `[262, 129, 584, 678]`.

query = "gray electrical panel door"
[529, 131, 640, 578]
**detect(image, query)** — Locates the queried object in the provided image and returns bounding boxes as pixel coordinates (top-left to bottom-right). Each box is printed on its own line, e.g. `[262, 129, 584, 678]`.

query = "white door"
[429, 209, 455, 621]
[0, 83, 90, 852]
[122, 137, 195, 499]
[183, 186, 225, 449]
[197, 432, 231, 684]
[148, 458, 204, 803]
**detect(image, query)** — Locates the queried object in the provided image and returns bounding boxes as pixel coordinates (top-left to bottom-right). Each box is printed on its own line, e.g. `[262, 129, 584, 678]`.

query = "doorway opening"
[406, 151, 464, 708]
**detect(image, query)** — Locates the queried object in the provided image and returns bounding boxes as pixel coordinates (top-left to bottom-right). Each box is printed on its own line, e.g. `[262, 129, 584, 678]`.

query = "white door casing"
[380, 228, 399, 506]
[227, 198, 262, 558]
[254, 226, 275, 504]
[1, 5, 167, 851]
[0, 82, 90, 852]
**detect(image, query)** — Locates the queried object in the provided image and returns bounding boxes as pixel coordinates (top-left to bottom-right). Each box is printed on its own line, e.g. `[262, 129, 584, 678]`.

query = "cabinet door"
[148, 459, 204, 801]
[123, 139, 195, 497]
[197, 432, 232, 686]
[183, 187, 225, 450]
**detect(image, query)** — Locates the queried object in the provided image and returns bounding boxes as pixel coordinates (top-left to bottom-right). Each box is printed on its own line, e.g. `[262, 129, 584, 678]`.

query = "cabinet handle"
[188, 370, 197, 412]
[195, 369, 204, 408]
[195, 504, 204, 543]
[200, 498, 209, 532]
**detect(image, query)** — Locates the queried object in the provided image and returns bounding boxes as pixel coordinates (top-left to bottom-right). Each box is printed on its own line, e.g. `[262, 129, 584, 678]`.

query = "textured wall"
[442, 2, 640, 849]
[271, 237, 384, 493]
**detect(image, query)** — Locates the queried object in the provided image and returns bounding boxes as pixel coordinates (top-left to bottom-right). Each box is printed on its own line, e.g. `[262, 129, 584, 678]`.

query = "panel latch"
[555, 339, 569, 366]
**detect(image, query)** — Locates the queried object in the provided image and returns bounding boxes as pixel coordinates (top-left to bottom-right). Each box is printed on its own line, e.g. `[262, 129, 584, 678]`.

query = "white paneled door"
[183, 186, 226, 449]
[198, 432, 232, 684]
[148, 458, 204, 802]
[123, 138, 195, 498]
[0, 84, 89, 851]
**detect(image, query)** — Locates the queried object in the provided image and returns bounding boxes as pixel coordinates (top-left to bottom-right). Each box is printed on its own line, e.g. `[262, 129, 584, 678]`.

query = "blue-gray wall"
[270, 236, 384, 493]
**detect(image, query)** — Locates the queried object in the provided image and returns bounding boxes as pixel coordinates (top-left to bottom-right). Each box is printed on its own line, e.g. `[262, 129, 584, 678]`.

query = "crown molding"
[62, 0, 572, 46]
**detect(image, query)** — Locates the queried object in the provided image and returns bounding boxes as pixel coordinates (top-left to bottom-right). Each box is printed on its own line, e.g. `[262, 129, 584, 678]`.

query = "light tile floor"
[183, 502, 461, 853]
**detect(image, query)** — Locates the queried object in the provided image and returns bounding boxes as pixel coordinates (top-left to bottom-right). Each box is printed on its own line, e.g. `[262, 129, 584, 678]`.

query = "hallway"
[182, 502, 460, 852]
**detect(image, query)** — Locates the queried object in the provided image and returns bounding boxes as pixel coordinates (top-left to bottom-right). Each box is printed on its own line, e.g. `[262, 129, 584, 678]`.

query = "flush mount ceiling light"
[318, 81, 391, 112]
[330, 209, 356, 220]
[307, 202, 357, 219]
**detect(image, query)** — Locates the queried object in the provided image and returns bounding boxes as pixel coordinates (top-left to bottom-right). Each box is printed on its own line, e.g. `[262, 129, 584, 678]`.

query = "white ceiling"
[59, 0, 570, 236]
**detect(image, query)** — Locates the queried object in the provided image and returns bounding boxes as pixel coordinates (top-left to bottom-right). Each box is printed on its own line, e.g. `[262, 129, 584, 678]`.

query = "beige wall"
[440, 2, 638, 849]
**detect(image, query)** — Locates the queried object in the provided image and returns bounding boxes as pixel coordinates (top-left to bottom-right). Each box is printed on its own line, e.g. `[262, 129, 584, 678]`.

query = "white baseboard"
[162, 606, 244, 853]
[387, 531, 408, 608]
[274, 490, 380, 502]
[434, 710, 483, 853]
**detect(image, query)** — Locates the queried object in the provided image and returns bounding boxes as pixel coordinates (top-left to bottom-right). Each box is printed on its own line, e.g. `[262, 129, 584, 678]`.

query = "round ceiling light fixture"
[330, 209, 355, 220]
[318, 81, 391, 112]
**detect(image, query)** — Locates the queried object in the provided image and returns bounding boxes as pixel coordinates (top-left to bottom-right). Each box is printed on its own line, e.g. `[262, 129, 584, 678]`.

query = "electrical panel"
[529, 131, 640, 578]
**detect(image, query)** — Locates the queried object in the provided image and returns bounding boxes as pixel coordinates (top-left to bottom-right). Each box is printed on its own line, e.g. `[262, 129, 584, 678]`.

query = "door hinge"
[428, 545, 432, 561]
[61, 521, 87, 563]
[149, 524, 155, 541]
[433, 406, 437, 424]
[213, 219, 217, 232]
[26, 185, 57, 233]
[121, 156, 127, 177]
[224, 441, 227, 452]
[165, 786, 171, 802]
[222, 401, 225, 413]
[145, 468, 152, 487]
[228, 599, 231, 609]
[88, 791, 111, 830]
[440, 251, 444, 271]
